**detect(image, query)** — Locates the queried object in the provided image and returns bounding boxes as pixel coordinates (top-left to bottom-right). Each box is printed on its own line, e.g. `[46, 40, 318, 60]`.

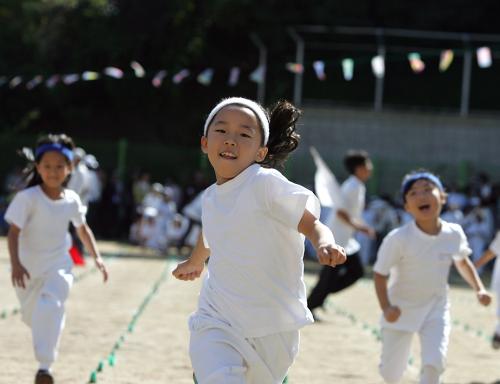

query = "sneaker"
[35, 370, 54, 384]
[492, 333, 500, 350]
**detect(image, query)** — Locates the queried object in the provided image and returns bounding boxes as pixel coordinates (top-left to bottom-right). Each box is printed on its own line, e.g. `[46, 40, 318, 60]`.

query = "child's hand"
[11, 262, 30, 289]
[172, 259, 204, 281]
[317, 244, 347, 267]
[360, 225, 376, 239]
[94, 256, 109, 283]
[383, 305, 401, 322]
[477, 289, 492, 306]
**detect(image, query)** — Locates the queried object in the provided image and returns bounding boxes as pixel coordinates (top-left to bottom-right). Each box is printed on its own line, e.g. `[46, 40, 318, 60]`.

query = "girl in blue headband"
[5, 133, 108, 384]
[373, 169, 491, 384]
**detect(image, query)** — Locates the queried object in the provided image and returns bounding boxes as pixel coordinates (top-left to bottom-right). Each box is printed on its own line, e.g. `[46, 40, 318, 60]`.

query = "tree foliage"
[1, 0, 500, 145]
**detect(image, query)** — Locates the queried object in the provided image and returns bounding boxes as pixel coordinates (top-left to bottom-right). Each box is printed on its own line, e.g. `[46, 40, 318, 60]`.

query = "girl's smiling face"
[35, 150, 72, 190]
[201, 105, 268, 184]
[404, 179, 446, 221]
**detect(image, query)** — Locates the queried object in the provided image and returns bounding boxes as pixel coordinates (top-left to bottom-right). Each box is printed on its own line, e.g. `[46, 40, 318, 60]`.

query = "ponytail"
[260, 100, 301, 170]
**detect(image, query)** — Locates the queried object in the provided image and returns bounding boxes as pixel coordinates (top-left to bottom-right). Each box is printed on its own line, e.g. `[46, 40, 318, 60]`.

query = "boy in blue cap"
[373, 170, 491, 384]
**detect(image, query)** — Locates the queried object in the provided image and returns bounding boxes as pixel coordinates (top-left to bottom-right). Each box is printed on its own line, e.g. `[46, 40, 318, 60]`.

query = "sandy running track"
[1, 239, 499, 383]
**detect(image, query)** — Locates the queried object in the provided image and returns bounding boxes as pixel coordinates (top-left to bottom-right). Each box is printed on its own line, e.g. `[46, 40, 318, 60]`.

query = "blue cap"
[401, 172, 444, 199]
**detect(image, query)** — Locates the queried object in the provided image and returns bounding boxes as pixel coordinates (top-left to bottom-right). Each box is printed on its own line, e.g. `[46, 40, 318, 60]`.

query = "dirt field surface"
[1, 239, 499, 384]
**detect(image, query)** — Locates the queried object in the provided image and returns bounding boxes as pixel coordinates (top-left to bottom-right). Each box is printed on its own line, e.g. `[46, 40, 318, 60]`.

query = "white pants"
[379, 315, 450, 384]
[15, 269, 73, 368]
[189, 313, 299, 384]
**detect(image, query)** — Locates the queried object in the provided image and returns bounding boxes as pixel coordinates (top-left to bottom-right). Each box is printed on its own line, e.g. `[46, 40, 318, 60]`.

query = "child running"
[6, 133, 108, 384]
[474, 229, 500, 348]
[373, 170, 491, 384]
[172, 97, 346, 384]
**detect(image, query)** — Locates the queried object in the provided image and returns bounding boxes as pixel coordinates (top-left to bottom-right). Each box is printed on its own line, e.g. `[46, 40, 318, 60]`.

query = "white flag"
[310, 146, 343, 209]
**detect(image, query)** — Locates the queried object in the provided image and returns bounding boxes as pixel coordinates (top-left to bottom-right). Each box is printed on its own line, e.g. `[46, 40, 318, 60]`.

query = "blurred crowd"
[1, 151, 499, 268]
[0, 148, 210, 255]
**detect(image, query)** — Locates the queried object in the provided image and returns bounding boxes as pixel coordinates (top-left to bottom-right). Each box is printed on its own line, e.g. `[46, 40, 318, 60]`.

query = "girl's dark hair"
[19, 133, 75, 189]
[344, 150, 370, 174]
[260, 100, 301, 170]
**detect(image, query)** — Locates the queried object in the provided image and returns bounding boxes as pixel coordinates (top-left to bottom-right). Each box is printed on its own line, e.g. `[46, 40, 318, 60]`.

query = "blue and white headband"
[401, 172, 444, 198]
[35, 143, 74, 162]
[203, 97, 270, 145]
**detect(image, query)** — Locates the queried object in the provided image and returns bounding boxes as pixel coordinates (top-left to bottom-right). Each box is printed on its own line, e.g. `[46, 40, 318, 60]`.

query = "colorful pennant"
[313, 60, 326, 81]
[9, 76, 22, 88]
[152, 70, 167, 87]
[82, 71, 100, 81]
[62, 74, 80, 85]
[45, 75, 60, 88]
[26, 75, 43, 90]
[371, 55, 385, 79]
[130, 61, 145, 78]
[172, 69, 190, 84]
[477, 47, 492, 68]
[439, 50, 454, 72]
[408, 52, 425, 73]
[228, 67, 240, 86]
[197, 68, 214, 86]
[249, 65, 265, 84]
[104, 67, 124, 79]
[342, 58, 354, 81]
[285, 62, 304, 74]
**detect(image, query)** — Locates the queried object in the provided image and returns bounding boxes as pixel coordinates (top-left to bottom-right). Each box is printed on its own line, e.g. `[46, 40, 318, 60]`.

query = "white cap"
[74, 147, 86, 159]
[143, 206, 158, 218]
[84, 154, 99, 169]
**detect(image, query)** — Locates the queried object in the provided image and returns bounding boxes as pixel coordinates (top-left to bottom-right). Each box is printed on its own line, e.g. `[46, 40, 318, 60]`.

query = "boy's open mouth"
[418, 204, 431, 211]
[220, 151, 237, 159]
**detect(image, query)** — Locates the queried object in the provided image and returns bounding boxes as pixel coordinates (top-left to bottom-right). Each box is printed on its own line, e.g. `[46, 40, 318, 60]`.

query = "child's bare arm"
[474, 249, 496, 269]
[172, 232, 210, 281]
[76, 223, 108, 282]
[374, 272, 401, 322]
[336, 209, 375, 238]
[7, 224, 30, 288]
[298, 209, 346, 267]
[454, 257, 491, 306]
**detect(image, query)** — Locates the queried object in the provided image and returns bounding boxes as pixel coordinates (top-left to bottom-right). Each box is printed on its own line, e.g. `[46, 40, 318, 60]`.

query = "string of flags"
[289, 47, 494, 81]
[0, 47, 494, 91]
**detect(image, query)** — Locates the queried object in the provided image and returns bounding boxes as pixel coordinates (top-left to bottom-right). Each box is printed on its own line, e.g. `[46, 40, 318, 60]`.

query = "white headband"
[203, 97, 270, 145]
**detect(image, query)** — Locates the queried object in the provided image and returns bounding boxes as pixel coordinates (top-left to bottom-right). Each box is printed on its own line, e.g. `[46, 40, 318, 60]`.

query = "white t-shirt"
[68, 162, 91, 206]
[488, 231, 500, 292]
[86, 170, 102, 203]
[5, 186, 86, 278]
[329, 175, 365, 255]
[374, 220, 470, 331]
[197, 163, 320, 338]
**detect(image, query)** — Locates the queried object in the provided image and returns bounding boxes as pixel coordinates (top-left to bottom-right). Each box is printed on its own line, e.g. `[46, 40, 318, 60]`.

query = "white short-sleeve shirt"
[490, 231, 500, 256]
[329, 175, 365, 255]
[488, 231, 500, 291]
[374, 220, 470, 331]
[5, 186, 86, 278]
[197, 164, 320, 338]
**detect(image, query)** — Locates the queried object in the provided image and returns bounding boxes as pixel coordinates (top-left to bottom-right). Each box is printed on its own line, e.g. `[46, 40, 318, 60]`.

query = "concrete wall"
[289, 106, 500, 196]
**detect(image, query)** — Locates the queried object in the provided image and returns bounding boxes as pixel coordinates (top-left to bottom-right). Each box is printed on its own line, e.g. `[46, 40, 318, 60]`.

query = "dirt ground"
[1, 238, 499, 384]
